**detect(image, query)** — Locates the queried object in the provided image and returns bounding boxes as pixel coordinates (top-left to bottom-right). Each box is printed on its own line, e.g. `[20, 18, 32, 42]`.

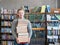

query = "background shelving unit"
[46, 8, 60, 45]
[0, 13, 16, 45]
[25, 13, 46, 45]
[0, 8, 17, 45]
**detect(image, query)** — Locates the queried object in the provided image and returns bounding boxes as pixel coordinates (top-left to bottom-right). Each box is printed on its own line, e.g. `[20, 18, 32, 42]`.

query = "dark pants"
[14, 39, 29, 45]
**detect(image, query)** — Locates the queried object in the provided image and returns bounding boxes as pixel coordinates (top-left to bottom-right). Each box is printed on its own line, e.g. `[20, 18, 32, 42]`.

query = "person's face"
[17, 10, 25, 18]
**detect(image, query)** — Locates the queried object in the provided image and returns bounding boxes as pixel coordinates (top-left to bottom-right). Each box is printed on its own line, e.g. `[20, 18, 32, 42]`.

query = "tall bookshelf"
[47, 8, 60, 45]
[0, 9, 16, 45]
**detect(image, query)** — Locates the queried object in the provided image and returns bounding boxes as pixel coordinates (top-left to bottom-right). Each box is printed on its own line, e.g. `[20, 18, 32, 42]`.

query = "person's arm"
[11, 19, 18, 39]
[27, 21, 32, 39]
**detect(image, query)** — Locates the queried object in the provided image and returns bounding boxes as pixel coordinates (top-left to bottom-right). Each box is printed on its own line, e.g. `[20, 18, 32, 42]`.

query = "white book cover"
[49, 44, 54, 45]
[8, 41, 12, 45]
[47, 15, 51, 21]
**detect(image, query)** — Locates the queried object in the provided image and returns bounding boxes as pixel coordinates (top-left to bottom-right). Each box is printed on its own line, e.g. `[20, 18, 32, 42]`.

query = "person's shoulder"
[25, 19, 30, 23]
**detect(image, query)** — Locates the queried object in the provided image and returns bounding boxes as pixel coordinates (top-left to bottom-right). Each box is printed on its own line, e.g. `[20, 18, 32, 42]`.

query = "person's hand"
[16, 38, 20, 44]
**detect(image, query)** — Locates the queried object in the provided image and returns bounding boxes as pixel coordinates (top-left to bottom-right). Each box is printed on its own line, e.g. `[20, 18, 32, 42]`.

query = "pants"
[14, 39, 29, 45]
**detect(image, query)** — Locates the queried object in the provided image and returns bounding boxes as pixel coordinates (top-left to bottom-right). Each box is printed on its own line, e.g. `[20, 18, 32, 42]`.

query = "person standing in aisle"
[11, 7, 32, 45]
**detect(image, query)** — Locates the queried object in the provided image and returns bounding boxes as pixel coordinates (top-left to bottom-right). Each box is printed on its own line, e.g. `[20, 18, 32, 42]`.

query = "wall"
[0, 0, 57, 9]
[57, 0, 60, 8]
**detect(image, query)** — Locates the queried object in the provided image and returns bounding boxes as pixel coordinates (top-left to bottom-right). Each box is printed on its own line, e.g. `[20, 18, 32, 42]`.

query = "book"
[16, 20, 29, 43]
[47, 14, 51, 21]
[1, 15, 4, 19]
[2, 34, 14, 40]
[32, 23, 40, 28]
[34, 14, 45, 21]
[1, 28, 11, 33]
[49, 44, 54, 45]
[55, 42, 60, 45]
[51, 15, 58, 20]
[1, 21, 4, 26]
[1, 21, 11, 26]
[32, 6, 39, 13]
[41, 5, 46, 13]
[2, 41, 14, 45]
[47, 30, 53, 36]
[36, 7, 41, 12]
[55, 14, 60, 20]
[28, 14, 35, 22]
[46, 5, 51, 13]
[18, 33, 29, 43]
[32, 23, 45, 28]
[33, 30, 45, 38]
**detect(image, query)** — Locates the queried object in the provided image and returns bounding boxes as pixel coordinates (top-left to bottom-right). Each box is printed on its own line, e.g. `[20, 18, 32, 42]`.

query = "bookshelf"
[25, 13, 46, 45]
[0, 9, 16, 45]
[47, 8, 60, 45]
[0, 15, 15, 45]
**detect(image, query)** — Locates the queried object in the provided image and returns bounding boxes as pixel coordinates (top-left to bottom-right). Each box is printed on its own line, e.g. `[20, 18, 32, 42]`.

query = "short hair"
[17, 7, 25, 13]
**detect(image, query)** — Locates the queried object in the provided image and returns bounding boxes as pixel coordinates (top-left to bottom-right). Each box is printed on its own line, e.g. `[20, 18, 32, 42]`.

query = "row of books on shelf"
[32, 23, 45, 28]
[49, 43, 60, 45]
[30, 38, 45, 45]
[47, 35, 59, 43]
[47, 26, 60, 30]
[30, 5, 50, 13]
[1, 21, 12, 26]
[47, 22, 60, 27]
[1, 15, 15, 20]
[47, 35, 60, 43]
[32, 30, 45, 38]
[1, 28, 12, 33]
[47, 14, 60, 21]
[28, 14, 45, 22]
[1, 34, 14, 40]
[1, 41, 14, 45]
[1, 8, 17, 14]
[47, 30, 60, 35]
[47, 38, 58, 42]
